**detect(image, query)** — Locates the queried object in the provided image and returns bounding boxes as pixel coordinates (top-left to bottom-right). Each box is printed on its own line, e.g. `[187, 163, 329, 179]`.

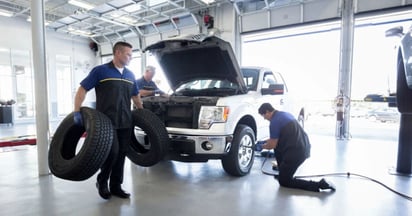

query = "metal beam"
[31, 0, 50, 176]
[336, 0, 355, 140]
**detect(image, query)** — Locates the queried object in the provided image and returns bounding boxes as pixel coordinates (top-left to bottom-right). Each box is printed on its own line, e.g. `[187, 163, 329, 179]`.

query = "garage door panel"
[144, 34, 162, 47]
[242, 12, 269, 32]
[304, 0, 340, 22]
[100, 43, 113, 56]
[357, 0, 405, 13]
[270, 5, 301, 28]
[178, 26, 200, 36]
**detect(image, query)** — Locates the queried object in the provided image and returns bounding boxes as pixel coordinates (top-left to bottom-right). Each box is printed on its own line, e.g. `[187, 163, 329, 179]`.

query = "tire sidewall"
[48, 107, 113, 181]
[397, 58, 412, 113]
[222, 124, 255, 176]
[127, 109, 170, 167]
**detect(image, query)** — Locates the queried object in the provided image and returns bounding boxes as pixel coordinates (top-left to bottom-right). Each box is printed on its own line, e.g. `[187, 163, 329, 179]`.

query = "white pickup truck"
[131, 35, 305, 176]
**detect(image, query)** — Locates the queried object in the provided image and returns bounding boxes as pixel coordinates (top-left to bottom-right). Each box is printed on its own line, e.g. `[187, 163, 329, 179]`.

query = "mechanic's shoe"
[96, 182, 111, 199]
[319, 178, 336, 191]
[110, 186, 130, 199]
[271, 160, 278, 170]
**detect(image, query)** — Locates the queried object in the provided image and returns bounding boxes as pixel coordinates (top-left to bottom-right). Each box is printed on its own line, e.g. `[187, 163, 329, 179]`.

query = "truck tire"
[397, 57, 412, 113]
[221, 124, 255, 176]
[127, 109, 170, 167]
[48, 107, 113, 181]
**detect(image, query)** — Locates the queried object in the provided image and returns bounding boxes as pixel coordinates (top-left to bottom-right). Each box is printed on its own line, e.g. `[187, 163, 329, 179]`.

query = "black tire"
[397, 57, 412, 113]
[127, 109, 170, 167]
[48, 107, 113, 181]
[221, 124, 255, 176]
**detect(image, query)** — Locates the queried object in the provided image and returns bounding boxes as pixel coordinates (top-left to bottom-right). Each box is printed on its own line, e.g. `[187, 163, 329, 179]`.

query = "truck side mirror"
[261, 84, 284, 95]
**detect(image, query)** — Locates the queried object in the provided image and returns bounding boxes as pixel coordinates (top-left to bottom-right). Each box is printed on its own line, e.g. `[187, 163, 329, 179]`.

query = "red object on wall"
[203, 14, 214, 29]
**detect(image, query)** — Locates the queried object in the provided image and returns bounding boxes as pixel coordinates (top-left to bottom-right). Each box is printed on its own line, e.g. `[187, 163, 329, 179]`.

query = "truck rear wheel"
[221, 124, 255, 176]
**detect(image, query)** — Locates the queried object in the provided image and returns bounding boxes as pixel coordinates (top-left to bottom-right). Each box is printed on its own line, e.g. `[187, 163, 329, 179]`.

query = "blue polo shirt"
[136, 76, 164, 96]
[80, 61, 139, 128]
[269, 111, 295, 139]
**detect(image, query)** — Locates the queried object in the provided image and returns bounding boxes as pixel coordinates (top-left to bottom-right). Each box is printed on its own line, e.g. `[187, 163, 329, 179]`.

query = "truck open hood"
[144, 34, 247, 93]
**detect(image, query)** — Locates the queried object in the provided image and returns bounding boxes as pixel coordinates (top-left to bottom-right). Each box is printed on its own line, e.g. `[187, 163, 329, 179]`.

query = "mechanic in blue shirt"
[256, 103, 335, 192]
[74, 41, 143, 200]
[136, 65, 167, 97]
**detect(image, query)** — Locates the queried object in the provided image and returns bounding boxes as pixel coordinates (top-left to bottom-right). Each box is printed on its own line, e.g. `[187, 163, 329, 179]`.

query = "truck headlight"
[198, 106, 229, 129]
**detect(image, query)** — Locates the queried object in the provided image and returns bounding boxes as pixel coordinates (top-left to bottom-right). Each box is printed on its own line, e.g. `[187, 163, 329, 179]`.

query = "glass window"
[56, 55, 72, 116]
[12, 50, 34, 119]
[262, 73, 277, 89]
[128, 52, 142, 78]
[0, 48, 12, 100]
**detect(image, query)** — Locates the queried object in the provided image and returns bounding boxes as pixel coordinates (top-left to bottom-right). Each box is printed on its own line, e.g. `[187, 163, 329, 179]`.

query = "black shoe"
[319, 178, 336, 191]
[96, 182, 111, 199]
[110, 186, 130, 199]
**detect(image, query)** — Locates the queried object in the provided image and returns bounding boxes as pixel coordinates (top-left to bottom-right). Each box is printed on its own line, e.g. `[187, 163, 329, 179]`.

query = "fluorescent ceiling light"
[117, 16, 138, 25]
[26, 17, 51, 26]
[108, 11, 126, 18]
[68, 26, 94, 37]
[147, 0, 168, 7]
[200, 0, 215, 4]
[123, 4, 142, 13]
[68, 0, 95, 10]
[0, 9, 13, 17]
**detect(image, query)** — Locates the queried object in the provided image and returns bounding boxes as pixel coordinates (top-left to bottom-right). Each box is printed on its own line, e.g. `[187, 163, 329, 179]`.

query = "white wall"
[0, 16, 98, 120]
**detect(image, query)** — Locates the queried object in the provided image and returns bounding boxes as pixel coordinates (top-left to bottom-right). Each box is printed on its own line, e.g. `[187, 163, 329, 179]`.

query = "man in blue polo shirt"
[136, 65, 167, 97]
[73, 41, 143, 200]
[255, 103, 335, 192]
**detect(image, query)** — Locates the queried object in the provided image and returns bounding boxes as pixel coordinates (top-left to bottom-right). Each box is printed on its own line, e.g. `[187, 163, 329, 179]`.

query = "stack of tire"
[48, 107, 169, 181]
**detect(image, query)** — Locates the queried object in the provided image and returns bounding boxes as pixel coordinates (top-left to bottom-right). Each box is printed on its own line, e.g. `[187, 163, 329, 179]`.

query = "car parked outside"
[367, 108, 400, 123]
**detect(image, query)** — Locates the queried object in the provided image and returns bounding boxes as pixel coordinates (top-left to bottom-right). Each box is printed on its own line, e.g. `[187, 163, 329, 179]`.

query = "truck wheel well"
[237, 115, 257, 137]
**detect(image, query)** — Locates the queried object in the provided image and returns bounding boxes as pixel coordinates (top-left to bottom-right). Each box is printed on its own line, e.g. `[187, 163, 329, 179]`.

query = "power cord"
[258, 155, 412, 201]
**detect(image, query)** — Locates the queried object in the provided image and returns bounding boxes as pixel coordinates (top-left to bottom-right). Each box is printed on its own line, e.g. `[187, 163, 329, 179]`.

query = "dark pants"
[97, 128, 132, 188]
[276, 153, 319, 192]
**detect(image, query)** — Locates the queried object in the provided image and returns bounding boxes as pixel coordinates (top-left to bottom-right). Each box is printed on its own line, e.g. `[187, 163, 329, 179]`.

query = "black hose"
[258, 155, 412, 201]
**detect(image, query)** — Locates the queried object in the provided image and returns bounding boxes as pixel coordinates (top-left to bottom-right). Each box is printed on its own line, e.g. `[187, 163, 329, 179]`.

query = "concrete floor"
[0, 123, 412, 216]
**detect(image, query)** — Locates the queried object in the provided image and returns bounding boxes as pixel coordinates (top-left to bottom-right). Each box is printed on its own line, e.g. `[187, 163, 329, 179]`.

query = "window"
[12, 50, 34, 119]
[56, 55, 72, 116]
[0, 48, 12, 100]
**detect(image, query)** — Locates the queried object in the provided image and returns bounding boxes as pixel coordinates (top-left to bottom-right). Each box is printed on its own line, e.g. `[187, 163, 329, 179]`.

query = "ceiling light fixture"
[27, 17, 51, 26]
[0, 9, 14, 17]
[68, 0, 95, 10]
[147, 0, 168, 7]
[123, 4, 142, 13]
[117, 16, 138, 25]
[200, 0, 215, 4]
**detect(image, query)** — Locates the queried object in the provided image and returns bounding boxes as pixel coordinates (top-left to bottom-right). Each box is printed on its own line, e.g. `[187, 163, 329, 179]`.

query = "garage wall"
[0, 16, 97, 120]
[240, 0, 412, 33]
[356, 0, 412, 13]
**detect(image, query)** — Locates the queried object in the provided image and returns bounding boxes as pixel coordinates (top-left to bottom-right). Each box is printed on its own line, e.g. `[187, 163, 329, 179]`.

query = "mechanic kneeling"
[256, 103, 336, 192]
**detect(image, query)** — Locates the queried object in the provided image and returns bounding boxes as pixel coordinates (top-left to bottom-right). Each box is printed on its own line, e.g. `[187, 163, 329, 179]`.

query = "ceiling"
[0, 0, 231, 43]
[0, 0, 309, 43]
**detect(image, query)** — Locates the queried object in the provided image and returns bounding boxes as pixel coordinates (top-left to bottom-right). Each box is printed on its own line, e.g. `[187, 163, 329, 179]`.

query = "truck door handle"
[280, 99, 284, 105]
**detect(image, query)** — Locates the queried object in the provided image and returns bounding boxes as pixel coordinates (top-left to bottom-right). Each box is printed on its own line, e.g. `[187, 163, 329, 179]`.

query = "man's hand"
[254, 141, 265, 152]
[74, 111, 83, 126]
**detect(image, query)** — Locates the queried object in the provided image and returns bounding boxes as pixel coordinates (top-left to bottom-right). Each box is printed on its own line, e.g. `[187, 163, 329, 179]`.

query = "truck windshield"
[241, 68, 259, 91]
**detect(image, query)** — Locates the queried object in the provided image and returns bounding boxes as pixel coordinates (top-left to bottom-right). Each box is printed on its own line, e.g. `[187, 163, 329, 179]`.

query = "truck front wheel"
[221, 124, 255, 176]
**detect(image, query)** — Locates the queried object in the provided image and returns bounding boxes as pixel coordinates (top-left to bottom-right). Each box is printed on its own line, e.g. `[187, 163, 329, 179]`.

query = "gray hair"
[145, 65, 156, 73]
